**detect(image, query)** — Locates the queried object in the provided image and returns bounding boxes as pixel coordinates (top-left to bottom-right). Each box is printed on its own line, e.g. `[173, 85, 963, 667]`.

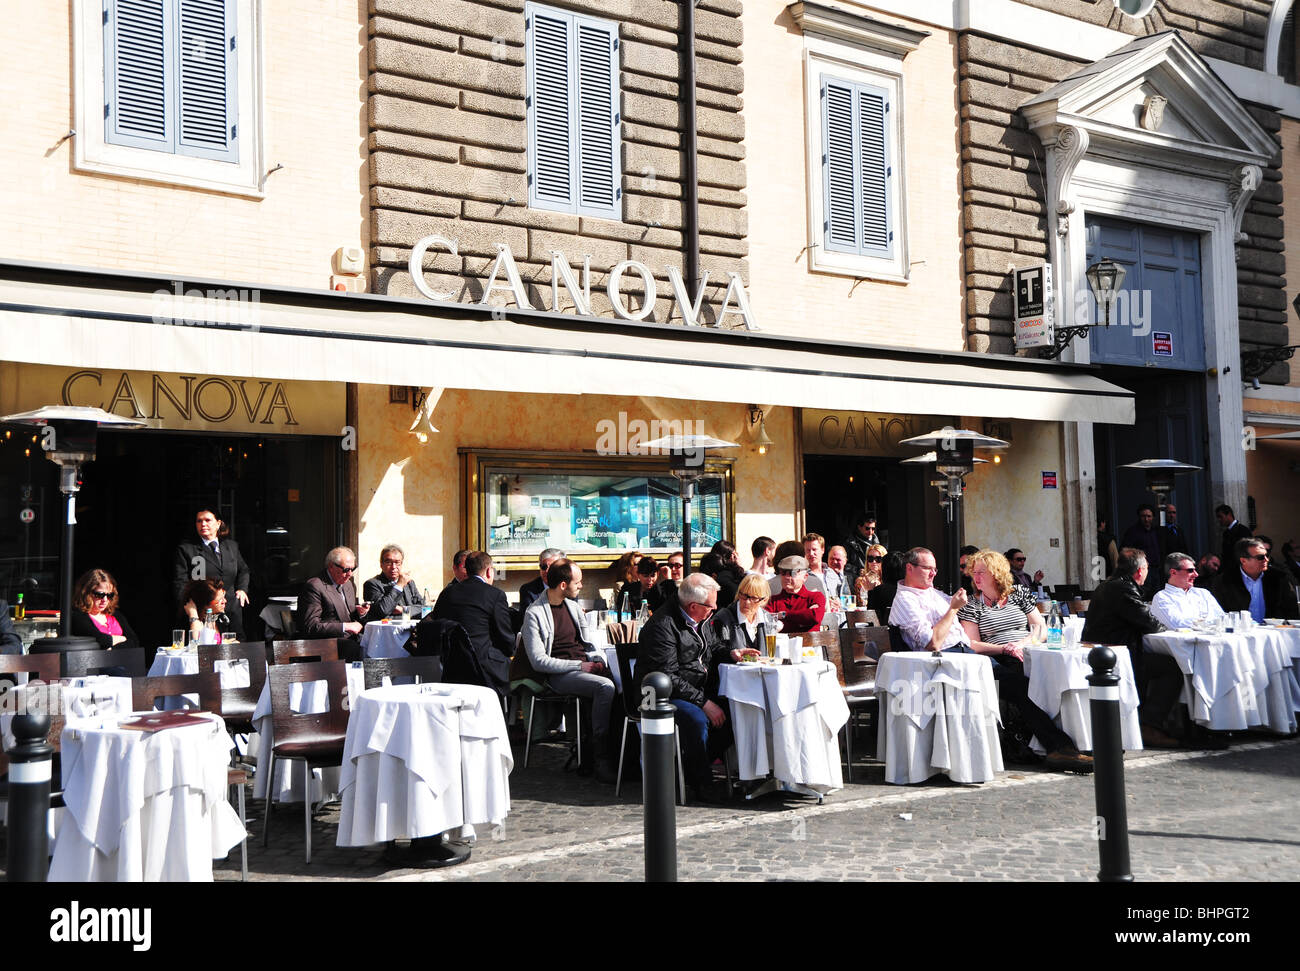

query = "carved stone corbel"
[1229, 164, 1262, 251]
[1050, 125, 1089, 238]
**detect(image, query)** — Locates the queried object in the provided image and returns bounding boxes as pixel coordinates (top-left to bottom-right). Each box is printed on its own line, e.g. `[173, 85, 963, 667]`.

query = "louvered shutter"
[822, 78, 858, 253]
[857, 83, 891, 257]
[574, 17, 620, 219]
[106, 0, 174, 151]
[176, 0, 238, 161]
[528, 7, 575, 209]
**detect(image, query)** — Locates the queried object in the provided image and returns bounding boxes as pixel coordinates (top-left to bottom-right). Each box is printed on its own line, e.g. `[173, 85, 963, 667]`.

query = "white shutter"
[822, 77, 859, 253]
[858, 84, 892, 257]
[528, 6, 575, 209]
[574, 17, 619, 218]
[106, 0, 174, 151]
[177, 0, 237, 161]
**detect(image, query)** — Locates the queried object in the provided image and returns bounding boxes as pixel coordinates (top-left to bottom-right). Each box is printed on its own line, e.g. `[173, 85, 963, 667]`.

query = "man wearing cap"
[768, 555, 827, 634]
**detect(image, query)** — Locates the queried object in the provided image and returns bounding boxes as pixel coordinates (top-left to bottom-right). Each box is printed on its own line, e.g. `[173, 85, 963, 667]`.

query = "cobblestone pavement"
[205, 733, 1300, 883]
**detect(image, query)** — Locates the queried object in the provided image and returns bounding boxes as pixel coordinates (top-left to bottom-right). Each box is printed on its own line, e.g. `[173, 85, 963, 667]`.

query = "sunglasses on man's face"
[777, 568, 804, 577]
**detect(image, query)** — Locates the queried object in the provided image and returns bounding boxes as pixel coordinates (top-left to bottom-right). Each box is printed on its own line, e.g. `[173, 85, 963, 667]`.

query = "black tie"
[210, 542, 222, 568]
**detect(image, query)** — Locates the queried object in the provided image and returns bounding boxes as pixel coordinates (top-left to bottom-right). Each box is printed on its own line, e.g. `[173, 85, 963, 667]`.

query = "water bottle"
[1046, 600, 1063, 648]
[201, 608, 219, 645]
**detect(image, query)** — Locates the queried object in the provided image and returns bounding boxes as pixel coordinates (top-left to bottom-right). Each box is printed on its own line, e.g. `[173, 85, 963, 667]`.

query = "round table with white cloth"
[360, 621, 418, 659]
[1144, 627, 1299, 734]
[875, 652, 1003, 785]
[336, 683, 512, 846]
[48, 711, 246, 881]
[717, 660, 849, 796]
[1022, 645, 1143, 752]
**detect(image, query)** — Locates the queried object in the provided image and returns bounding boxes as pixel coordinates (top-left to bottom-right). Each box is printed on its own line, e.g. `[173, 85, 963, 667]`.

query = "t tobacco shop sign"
[407, 235, 759, 330]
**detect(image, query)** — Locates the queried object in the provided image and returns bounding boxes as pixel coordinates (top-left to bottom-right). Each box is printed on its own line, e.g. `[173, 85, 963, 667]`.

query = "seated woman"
[710, 573, 778, 656]
[179, 578, 232, 642]
[69, 569, 140, 652]
[957, 549, 1092, 773]
[853, 543, 890, 616]
[611, 550, 643, 618]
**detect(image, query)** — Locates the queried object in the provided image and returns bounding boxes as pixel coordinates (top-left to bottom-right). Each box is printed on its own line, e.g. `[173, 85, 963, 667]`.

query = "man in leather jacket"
[1082, 547, 1183, 748]
[1210, 538, 1300, 622]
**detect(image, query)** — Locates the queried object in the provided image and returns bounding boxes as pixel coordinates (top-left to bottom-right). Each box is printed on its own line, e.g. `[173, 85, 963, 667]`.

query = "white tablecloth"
[875, 652, 1003, 785]
[1022, 646, 1143, 752]
[48, 711, 246, 881]
[717, 661, 849, 793]
[360, 621, 417, 659]
[250, 664, 366, 803]
[336, 683, 512, 846]
[1144, 628, 1299, 734]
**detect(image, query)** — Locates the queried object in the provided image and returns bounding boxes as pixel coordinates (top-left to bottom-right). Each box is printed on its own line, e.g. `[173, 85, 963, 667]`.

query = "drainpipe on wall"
[679, 0, 701, 303]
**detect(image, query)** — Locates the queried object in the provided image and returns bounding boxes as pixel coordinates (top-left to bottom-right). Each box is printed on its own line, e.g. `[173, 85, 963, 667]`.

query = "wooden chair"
[798, 628, 840, 660]
[844, 608, 872, 627]
[198, 642, 268, 737]
[130, 672, 222, 714]
[271, 639, 339, 666]
[361, 655, 442, 690]
[262, 660, 350, 864]
[61, 646, 146, 678]
[0, 653, 60, 683]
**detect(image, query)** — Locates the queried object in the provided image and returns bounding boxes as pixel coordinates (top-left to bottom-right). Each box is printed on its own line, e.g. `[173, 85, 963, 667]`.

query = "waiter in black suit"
[173, 509, 251, 639]
[300, 547, 371, 650]
[433, 550, 515, 695]
[1158, 503, 1192, 558]
[1215, 504, 1252, 575]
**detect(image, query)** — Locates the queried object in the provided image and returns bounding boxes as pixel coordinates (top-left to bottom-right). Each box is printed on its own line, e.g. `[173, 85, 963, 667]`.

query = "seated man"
[768, 555, 827, 634]
[888, 547, 970, 652]
[362, 543, 424, 621]
[1194, 554, 1220, 588]
[646, 551, 684, 613]
[439, 549, 470, 599]
[1004, 548, 1044, 590]
[1150, 553, 1224, 629]
[300, 546, 370, 653]
[432, 550, 515, 697]
[636, 573, 742, 802]
[519, 560, 616, 783]
[516, 548, 563, 616]
[1082, 548, 1186, 749]
[1210, 538, 1300, 622]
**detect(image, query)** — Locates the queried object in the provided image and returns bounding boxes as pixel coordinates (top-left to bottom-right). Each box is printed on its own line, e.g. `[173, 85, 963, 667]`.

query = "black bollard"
[7, 705, 53, 882]
[640, 671, 677, 882]
[1087, 646, 1133, 883]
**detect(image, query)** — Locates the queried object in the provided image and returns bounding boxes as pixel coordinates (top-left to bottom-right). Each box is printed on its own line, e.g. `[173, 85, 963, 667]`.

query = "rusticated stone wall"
[957, 18, 1288, 381]
[365, 0, 749, 326]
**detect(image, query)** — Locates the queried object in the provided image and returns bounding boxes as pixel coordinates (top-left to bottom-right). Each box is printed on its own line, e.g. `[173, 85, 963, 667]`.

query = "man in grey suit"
[518, 560, 616, 783]
[300, 547, 371, 651]
[363, 543, 424, 621]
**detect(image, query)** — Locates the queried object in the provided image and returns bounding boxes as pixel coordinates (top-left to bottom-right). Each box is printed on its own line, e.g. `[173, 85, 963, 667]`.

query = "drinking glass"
[171, 629, 186, 652]
[221, 631, 237, 644]
[764, 632, 777, 660]
[843, 594, 856, 610]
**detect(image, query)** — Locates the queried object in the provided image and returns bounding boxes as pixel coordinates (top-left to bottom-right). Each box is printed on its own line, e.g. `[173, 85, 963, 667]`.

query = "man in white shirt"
[889, 547, 970, 652]
[1150, 553, 1224, 629]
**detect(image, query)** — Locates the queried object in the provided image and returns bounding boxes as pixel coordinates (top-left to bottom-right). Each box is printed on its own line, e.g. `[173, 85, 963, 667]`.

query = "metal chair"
[519, 684, 583, 770]
[61, 646, 146, 678]
[612, 641, 686, 804]
[271, 639, 340, 666]
[836, 626, 886, 782]
[128, 672, 248, 881]
[361, 655, 442, 690]
[261, 660, 350, 864]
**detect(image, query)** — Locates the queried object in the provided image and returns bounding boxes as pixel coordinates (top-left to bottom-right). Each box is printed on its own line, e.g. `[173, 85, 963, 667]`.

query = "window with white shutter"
[525, 3, 621, 220]
[104, 0, 238, 163]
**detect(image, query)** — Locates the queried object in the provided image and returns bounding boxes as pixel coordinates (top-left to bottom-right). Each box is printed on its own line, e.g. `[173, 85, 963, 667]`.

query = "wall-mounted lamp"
[747, 405, 773, 455]
[1043, 258, 1127, 360]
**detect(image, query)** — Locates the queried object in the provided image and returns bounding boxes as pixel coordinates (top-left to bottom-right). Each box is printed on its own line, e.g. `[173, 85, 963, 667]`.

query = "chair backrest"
[606, 620, 637, 645]
[61, 646, 146, 678]
[0, 653, 60, 682]
[130, 672, 222, 714]
[799, 629, 840, 651]
[267, 660, 350, 745]
[844, 608, 872, 627]
[838, 625, 885, 688]
[362, 655, 442, 690]
[198, 642, 268, 721]
[615, 641, 641, 721]
[272, 639, 339, 665]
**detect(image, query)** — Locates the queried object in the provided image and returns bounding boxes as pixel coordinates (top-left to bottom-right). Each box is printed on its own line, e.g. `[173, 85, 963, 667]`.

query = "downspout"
[680, 0, 701, 303]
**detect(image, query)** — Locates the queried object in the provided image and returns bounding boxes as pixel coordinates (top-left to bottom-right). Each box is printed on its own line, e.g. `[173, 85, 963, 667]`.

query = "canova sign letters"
[408, 236, 759, 330]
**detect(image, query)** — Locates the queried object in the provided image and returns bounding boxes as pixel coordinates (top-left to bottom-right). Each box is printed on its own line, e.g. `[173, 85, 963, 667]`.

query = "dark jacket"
[1158, 523, 1191, 558]
[646, 578, 678, 614]
[301, 571, 365, 639]
[517, 576, 546, 611]
[713, 562, 745, 608]
[432, 576, 515, 693]
[1220, 521, 1253, 573]
[174, 538, 251, 638]
[1209, 567, 1300, 620]
[362, 574, 424, 622]
[613, 581, 647, 618]
[637, 604, 731, 709]
[843, 534, 873, 586]
[0, 601, 21, 655]
[710, 602, 774, 655]
[71, 609, 141, 652]
[1080, 576, 1165, 657]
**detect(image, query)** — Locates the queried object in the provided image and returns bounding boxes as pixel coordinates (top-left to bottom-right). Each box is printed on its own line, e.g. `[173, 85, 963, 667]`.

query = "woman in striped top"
[957, 550, 1092, 772]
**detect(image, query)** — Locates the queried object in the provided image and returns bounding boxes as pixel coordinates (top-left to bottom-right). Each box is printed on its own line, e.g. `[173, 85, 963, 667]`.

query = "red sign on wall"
[1042, 471, 1058, 489]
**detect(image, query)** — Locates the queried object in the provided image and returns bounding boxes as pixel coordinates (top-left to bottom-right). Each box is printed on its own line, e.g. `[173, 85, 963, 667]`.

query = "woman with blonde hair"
[710, 572, 777, 656]
[957, 549, 1091, 772]
[853, 543, 889, 609]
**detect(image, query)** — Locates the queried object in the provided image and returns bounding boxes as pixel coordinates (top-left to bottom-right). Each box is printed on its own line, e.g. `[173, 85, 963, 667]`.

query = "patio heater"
[0, 405, 146, 649]
[900, 429, 1008, 593]
[640, 434, 738, 573]
[1116, 458, 1201, 528]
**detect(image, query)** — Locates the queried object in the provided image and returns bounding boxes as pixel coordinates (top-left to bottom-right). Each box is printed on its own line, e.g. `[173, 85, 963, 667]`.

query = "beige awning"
[0, 262, 1134, 425]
